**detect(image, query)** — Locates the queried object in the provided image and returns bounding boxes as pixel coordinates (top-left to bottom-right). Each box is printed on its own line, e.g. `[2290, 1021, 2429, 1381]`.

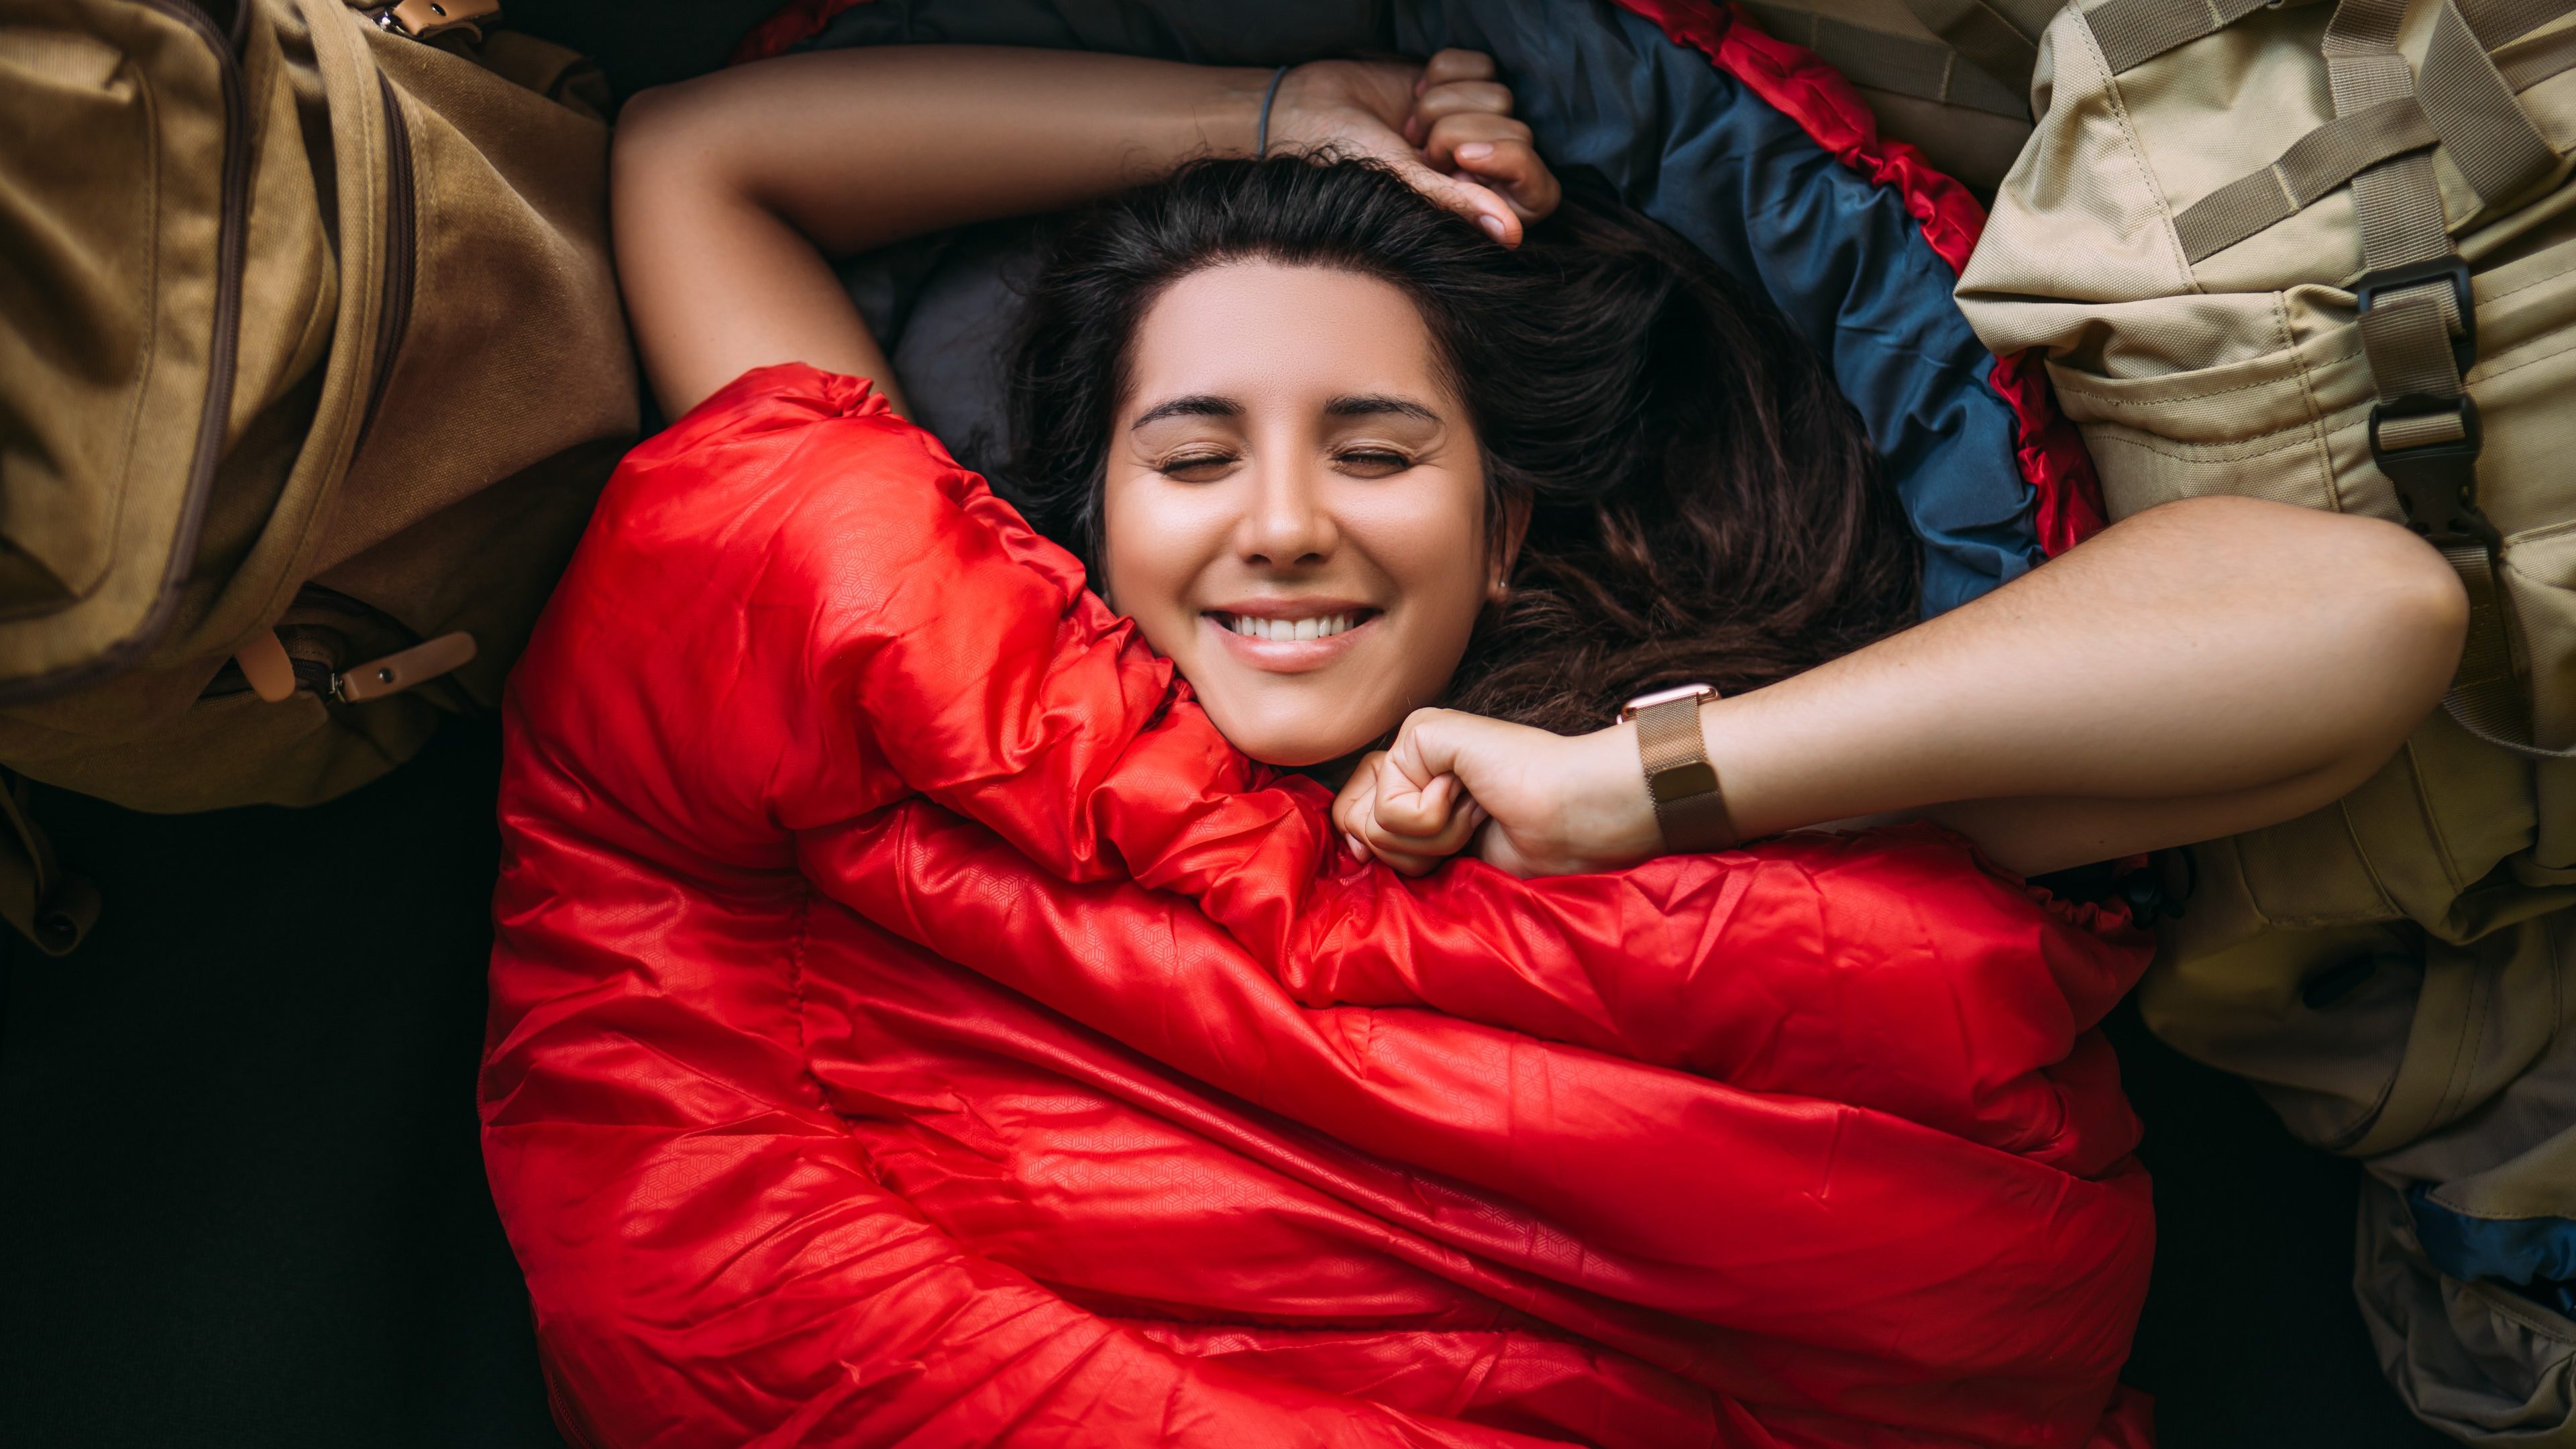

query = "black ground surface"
[0, 719, 2453, 1448]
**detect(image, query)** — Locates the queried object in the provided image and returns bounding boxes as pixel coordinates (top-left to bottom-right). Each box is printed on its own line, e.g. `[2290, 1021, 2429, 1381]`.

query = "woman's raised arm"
[1339, 496, 2471, 879]
[611, 46, 1560, 419]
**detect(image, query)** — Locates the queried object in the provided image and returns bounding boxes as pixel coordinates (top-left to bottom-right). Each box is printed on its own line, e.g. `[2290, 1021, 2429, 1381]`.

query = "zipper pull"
[331, 632, 476, 704]
[235, 629, 298, 704]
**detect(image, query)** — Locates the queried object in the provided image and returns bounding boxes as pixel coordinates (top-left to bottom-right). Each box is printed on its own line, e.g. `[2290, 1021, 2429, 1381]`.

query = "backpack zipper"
[0, 0, 251, 705]
[354, 71, 417, 449]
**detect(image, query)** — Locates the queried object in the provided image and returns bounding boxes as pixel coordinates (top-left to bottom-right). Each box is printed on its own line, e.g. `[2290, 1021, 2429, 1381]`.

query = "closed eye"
[1158, 451, 1238, 482]
[1335, 448, 1412, 478]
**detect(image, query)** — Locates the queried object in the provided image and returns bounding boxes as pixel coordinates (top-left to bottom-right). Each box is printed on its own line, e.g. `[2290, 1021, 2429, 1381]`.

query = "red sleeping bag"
[483, 365, 2159, 1448]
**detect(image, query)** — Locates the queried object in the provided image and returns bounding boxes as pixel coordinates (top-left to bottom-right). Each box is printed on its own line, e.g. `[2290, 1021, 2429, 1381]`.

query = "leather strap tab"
[335, 631, 476, 702]
[234, 627, 297, 704]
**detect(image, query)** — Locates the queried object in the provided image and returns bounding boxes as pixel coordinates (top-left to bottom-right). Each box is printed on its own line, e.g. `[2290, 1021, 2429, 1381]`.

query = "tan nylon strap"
[2497, 21, 2576, 88]
[2349, 153, 2457, 264]
[2085, 0, 2275, 72]
[2310, 1, 2559, 761]
[2417, 0, 2562, 204]
[1635, 697, 1738, 853]
[2330, 20, 2457, 268]
[1899, 0, 2048, 98]
[2375, 407, 2471, 447]
[2357, 289, 2469, 396]
[2174, 97, 2439, 260]
[1745, 3, 2031, 116]
[2322, 0, 2409, 55]
[2454, 0, 2576, 47]
[2440, 545, 2576, 758]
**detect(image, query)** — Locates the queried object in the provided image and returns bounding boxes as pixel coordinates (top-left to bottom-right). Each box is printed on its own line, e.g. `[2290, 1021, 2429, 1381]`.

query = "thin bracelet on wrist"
[1256, 64, 1289, 157]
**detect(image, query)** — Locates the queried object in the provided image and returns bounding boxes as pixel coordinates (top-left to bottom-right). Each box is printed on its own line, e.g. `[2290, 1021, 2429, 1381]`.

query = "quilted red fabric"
[483, 365, 2159, 1448]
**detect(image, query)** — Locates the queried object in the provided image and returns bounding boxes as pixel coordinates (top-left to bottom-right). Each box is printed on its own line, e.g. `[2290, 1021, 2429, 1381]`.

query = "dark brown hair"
[1001, 154, 1917, 733]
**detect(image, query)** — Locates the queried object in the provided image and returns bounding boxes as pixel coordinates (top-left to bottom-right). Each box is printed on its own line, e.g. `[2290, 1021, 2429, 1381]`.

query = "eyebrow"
[1324, 394, 1440, 423]
[1130, 395, 1241, 429]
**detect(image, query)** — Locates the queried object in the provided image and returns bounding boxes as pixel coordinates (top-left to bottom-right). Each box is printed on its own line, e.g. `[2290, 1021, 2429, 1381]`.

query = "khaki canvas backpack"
[1956, 0, 2576, 1437]
[1737, 0, 2062, 191]
[0, 0, 637, 952]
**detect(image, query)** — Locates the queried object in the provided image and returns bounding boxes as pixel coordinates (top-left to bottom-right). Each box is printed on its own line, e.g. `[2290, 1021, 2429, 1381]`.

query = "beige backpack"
[1737, 0, 2061, 191]
[1956, 0, 2576, 1437]
[0, 0, 637, 951]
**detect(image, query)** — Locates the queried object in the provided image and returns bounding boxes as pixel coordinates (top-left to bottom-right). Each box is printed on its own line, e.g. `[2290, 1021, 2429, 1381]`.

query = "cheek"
[1348, 469, 1491, 624]
[1097, 472, 1221, 626]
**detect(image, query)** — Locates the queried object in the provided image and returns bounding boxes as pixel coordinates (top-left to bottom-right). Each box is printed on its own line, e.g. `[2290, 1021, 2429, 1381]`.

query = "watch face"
[1618, 682, 1719, 720]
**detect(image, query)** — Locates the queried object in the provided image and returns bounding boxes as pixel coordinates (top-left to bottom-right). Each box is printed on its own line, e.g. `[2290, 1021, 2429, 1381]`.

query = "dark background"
[0, 3, 2454, 1445]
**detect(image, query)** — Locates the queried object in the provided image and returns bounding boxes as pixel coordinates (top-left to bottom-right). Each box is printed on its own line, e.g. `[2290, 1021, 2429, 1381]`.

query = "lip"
[1201, 602, 1381, 674]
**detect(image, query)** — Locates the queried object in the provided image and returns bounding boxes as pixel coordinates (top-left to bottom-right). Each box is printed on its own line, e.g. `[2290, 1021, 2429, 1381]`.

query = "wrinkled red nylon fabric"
[483, 365, 2159, 1448]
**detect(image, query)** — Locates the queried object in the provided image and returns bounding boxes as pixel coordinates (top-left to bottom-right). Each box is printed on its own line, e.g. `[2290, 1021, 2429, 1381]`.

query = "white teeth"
[1224, 612, 1356, 641]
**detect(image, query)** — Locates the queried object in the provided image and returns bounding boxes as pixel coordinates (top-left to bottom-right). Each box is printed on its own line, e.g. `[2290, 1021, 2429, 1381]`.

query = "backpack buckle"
[357, 0, 501, 42]
[2369, 394, 2497, 549]
[2355, 255, 2477, 375]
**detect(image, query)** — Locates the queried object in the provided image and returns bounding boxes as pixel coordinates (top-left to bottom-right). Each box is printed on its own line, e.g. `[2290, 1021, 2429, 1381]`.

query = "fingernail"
[1479, 215, 1507, 240]
[1458, 142, 1494, 162]
[1346, 832, 1366, 861]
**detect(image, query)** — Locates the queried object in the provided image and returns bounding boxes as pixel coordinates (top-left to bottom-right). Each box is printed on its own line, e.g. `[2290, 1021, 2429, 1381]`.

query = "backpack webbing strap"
[2084, 0, 2273, 74]
[2172, 97, 2439, 260]
[2456, 0, 2576, 47]
[1898, 0, 2059, 99]
[2418, 0, 2560, 200]
[2308, 0, 2576, 761]
[2498, 21, 2576, 88]
[2170, 0, 2573, 261]
[1742, 2, 2031, 117]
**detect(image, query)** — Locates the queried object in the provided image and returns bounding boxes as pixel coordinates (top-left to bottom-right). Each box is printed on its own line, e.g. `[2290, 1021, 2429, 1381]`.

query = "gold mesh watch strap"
[1634, 696, 1737, 854]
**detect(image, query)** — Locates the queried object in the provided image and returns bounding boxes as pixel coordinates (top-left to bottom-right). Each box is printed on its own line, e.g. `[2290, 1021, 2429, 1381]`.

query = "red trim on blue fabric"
[731, 0, 2110, 553]
[731, 0, 873, 63]
[1609, 0, 2108, 554]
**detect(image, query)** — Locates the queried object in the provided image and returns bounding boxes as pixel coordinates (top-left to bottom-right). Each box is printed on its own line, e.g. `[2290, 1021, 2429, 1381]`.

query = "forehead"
[1122, 261, 1449, 414]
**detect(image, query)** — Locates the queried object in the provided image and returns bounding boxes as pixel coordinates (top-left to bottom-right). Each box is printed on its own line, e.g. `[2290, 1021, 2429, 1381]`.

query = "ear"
[1487, 492, 1532, 603]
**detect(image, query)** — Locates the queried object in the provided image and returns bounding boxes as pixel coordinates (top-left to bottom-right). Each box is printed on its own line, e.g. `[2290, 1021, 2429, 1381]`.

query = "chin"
[1202, 706, 1379, 769]
[1230, 731, 1357, 769]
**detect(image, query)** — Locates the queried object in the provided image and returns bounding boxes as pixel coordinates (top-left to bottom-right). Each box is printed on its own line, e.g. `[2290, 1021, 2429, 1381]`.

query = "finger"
[1389, 159, 1522, 245]
[1417, 48, 1495, 93]
[1379, 781, 1484, 858]
[1369, 768, 1458, 839]
[1411, 80, 1515, 124]
[1362, 843, 1446, 877]
[1355, 805, 1470, 874]
[1382, 708, 1477, 796]
[1330, 751, 1387, 843]
[1434, 131, 1561, 223]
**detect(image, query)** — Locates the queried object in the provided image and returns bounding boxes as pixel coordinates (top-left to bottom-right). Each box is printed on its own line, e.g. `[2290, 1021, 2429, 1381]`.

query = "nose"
[1235, 450, 1338, 569]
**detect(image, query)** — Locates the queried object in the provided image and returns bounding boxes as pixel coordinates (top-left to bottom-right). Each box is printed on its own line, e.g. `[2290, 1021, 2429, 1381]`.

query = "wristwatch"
[1617, 683, 1736, 854]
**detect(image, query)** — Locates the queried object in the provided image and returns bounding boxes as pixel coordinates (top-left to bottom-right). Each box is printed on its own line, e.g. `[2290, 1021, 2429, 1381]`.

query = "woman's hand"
[1331, 708, 1662, 878]
[1269, 50, 1563, 246]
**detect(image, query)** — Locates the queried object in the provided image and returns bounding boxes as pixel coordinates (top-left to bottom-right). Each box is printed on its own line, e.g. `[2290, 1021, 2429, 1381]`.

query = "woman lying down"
[482, 44, 2465, 1449]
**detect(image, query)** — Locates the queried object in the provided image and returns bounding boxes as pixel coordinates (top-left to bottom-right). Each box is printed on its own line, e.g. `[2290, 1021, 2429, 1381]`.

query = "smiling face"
[1099, 261, 1513, 767]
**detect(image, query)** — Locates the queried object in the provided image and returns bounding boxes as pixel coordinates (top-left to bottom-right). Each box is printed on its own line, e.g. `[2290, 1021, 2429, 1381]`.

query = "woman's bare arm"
[611, 46, 1558, 419]
[1338, 496, 2471, 878]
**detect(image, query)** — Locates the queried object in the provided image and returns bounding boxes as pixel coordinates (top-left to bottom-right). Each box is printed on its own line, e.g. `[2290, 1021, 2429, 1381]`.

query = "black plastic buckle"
[2369, 393, 2497, 549]
[2355, 256, 2477, 375]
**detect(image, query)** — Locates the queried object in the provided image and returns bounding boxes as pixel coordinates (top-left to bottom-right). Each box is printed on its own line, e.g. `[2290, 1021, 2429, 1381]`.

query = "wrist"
[1568, 724, 1664, 869]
